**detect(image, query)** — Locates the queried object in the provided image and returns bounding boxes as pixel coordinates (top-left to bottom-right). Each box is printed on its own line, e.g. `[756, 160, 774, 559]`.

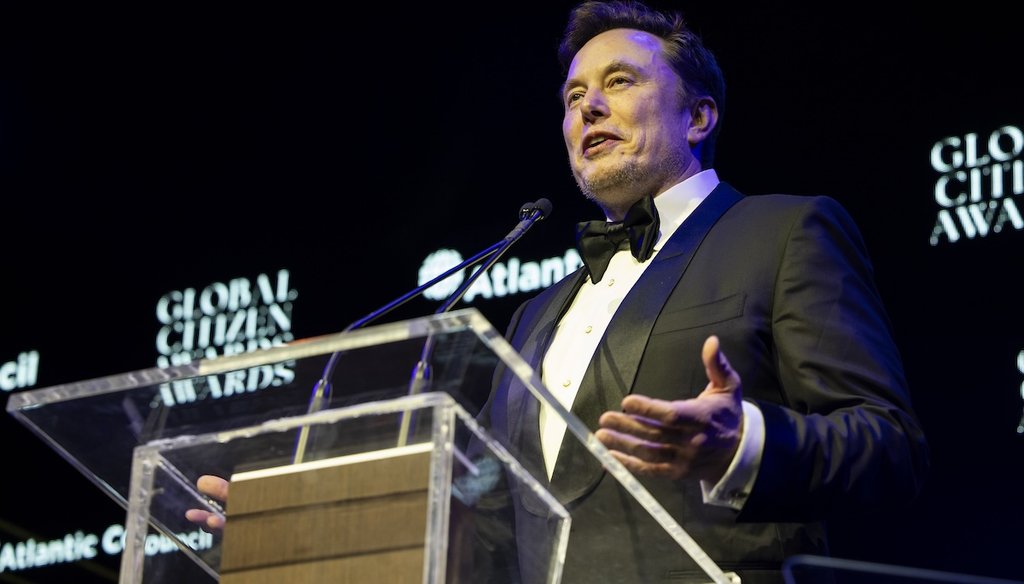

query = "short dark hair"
[557, 0, 726, 167]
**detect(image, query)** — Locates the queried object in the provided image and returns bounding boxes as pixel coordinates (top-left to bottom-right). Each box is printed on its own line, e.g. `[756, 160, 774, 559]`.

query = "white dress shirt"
[538, 169, 765, 510]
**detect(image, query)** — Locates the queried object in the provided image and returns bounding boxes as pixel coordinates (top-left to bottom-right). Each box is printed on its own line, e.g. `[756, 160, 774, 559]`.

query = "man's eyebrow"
[603, 61, 643, 77]
[560, 60, 644, 98]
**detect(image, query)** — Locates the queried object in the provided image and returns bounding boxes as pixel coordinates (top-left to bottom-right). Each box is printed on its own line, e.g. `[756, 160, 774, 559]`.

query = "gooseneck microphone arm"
[342, 241, 504, 333]
[344, 197, 552, 332]
[399, 198, 552, 445]
[293, 198, 552, 462]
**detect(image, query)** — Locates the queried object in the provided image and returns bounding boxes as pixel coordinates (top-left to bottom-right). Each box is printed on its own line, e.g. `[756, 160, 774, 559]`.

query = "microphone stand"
[292, 199, 551, 462]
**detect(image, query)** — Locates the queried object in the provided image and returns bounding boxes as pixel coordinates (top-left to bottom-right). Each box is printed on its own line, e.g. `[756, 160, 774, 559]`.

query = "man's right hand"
[184, 474, 229, 533]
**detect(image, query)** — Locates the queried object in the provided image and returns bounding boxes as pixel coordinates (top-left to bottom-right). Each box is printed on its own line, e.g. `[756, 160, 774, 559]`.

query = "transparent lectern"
[6, 308, 739, 583]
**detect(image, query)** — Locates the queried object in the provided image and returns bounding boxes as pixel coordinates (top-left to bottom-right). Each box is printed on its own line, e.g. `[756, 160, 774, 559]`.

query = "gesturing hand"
[184, 475, 230, 534]
[595, 335, 744, 483]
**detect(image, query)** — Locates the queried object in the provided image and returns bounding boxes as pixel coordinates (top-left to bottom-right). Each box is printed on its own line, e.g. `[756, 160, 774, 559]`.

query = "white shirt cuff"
[700, 400, 765, 511]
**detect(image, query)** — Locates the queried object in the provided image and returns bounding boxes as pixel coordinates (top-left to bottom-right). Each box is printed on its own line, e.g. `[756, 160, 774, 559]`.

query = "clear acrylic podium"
[6, 308, 739, 583]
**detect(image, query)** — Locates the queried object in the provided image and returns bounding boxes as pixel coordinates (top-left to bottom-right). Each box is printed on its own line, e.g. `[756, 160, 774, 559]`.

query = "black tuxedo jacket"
[475, 182, 929, 584]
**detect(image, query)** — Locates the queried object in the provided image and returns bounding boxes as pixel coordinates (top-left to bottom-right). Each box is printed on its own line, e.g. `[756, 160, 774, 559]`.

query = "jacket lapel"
[505, 269, 587, 486]
[549, 184, 744, 504]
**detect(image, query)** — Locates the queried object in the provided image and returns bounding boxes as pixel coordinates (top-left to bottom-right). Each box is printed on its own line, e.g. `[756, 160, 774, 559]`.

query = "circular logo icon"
[419, 249, 465, 300]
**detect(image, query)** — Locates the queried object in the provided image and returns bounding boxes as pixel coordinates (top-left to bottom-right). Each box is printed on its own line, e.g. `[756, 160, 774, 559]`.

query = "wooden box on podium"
[119, 389, 572, 584]
[219, 443, 432, 583]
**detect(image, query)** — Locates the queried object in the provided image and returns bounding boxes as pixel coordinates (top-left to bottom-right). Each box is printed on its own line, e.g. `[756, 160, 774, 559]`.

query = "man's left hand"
[595, 335, 744, 483]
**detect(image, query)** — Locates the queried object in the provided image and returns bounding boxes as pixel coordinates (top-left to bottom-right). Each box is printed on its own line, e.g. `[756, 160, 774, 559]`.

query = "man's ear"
[687, 97, 718, 145]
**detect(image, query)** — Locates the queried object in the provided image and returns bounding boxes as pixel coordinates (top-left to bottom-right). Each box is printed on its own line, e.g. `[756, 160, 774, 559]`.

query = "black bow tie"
[575, 196, 660, 284]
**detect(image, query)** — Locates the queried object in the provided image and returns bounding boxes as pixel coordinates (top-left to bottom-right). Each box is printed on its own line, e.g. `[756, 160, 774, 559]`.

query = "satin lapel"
[505, 269, 588, 486]
[549, 184, 744, 504]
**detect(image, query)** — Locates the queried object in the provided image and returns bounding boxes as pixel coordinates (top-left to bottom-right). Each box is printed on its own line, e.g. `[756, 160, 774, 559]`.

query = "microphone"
[293, 198, 553, 461]
[435, 198, 551, 314]
[504, 198, 554, 242]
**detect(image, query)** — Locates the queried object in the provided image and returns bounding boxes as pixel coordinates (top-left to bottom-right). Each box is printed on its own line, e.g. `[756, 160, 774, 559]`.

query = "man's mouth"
[583, 134, 617, 157]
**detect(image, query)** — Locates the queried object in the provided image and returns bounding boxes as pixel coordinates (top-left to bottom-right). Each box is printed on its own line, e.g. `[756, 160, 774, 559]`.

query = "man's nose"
[580, 89, 609, 123]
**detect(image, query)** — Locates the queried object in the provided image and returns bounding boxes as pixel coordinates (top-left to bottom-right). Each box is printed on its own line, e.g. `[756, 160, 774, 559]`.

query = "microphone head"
[520, 198, 553, 220]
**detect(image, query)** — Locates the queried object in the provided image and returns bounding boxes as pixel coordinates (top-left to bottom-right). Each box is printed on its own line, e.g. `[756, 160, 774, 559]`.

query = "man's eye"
[610, 76, 631, 86]
[566, 91, 584, 105]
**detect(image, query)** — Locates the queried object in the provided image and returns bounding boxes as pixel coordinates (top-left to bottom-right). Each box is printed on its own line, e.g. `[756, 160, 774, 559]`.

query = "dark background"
[2, 2, 1022, 582]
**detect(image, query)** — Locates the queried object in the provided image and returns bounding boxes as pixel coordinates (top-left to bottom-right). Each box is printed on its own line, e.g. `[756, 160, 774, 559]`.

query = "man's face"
[562, 28, 698, 217]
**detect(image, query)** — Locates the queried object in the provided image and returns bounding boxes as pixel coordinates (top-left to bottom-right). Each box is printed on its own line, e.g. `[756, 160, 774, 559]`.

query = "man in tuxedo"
[470, 1, 930, 583]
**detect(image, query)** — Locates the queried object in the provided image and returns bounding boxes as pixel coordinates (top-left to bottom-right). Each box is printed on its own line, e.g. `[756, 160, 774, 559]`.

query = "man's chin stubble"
[575, 162, 645, 207]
